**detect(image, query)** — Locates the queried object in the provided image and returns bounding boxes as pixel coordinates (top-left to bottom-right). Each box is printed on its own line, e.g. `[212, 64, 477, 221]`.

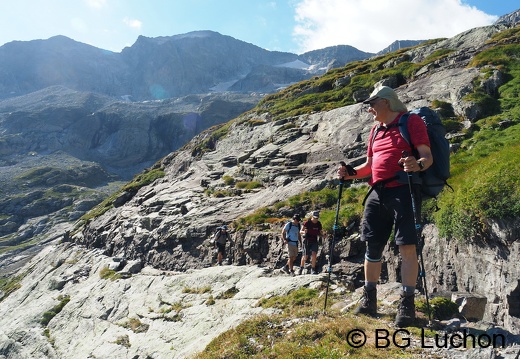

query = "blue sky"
[0, 0, 517, 54]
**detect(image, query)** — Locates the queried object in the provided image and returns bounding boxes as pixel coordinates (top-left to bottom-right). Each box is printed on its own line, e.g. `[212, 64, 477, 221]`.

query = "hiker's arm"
[415, 144, 433, 171]
[338, 157, 372, 180]
[399, 144, 433, 172]
[281, 228, 288, 243]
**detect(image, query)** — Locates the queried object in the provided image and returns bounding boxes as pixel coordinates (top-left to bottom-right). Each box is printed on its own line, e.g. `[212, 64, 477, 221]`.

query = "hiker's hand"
[399, 152, 418, 172]
[337, 161, 357, 180]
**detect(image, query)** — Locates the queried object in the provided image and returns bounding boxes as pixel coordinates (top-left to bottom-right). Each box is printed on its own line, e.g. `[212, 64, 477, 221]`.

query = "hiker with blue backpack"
[338, 85, 436, 328]
[281, 214, 303, 276]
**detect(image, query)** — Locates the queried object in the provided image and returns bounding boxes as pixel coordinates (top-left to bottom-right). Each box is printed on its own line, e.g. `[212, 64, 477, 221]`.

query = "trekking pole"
[401, 151, 432, 326]
[324, 161, 356, 312]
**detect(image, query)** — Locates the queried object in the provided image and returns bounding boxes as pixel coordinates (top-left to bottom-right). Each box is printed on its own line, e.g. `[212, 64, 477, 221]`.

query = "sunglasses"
[367, 98, 382, 107]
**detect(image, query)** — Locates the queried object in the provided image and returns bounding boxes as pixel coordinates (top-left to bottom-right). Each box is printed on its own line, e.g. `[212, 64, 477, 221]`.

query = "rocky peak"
[495, 9, 520, 25]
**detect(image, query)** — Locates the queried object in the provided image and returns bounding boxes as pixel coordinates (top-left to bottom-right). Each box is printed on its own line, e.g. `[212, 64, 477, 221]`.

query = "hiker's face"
[367, 98, 386, 118]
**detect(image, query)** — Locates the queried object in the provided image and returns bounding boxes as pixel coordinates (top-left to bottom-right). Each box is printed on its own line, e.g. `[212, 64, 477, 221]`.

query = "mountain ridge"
[1, 29, 423, 102]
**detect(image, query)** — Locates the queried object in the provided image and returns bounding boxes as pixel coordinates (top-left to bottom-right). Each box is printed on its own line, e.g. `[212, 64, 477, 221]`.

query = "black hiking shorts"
[303, 240, 318, 256]
[216, 242, 226, 255]
[361, 184, 421, 262]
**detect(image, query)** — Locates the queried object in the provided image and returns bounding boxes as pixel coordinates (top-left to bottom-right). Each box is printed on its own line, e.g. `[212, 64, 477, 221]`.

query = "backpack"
[286, 221, 301, 232]
[209, 228, 221, 245]
[401, 107, 451, 200]
[285, 221, 301, 243]
[370, 107, 451, 200]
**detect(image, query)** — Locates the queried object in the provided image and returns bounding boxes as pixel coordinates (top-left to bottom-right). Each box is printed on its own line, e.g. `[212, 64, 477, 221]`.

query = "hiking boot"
[310, 268, 317, 275]
[395, 292, 416, 327]
[353, 287, 377, 316]
[282, 265, 290, 274]
[298, 267, 303, 275]
[290, 270, 295, 277]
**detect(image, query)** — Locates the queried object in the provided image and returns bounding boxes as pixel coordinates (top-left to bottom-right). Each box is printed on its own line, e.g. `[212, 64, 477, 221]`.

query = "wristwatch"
[417, 160, 424, 170]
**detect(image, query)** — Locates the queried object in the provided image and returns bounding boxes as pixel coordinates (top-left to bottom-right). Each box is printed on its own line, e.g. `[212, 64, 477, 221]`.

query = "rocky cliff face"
[0, 86, 261, 266]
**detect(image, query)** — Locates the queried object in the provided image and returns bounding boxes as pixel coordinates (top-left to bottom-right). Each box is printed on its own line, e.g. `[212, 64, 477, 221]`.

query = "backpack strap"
[369, 121, 404, 150]
[397, 112, 412, 148]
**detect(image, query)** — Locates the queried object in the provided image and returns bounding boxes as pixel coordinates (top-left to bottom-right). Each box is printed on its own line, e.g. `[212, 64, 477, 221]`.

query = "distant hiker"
[299, 211, 323, 275]
[281, 214, 302, 276]
[337, 86, 433, 327]
[213, 225, 232, 266]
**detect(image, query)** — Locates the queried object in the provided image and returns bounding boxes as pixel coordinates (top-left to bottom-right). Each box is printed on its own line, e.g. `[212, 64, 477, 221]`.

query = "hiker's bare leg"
[365, 260, 382, 283]
[300, 255, 307, 268]
[399, 244, 418, 287]
[288, 256, 295, 271]
[311, 252, 317, 269]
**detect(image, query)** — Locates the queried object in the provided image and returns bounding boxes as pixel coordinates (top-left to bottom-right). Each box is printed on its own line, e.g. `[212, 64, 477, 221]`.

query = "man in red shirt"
[299, 211, 324, 275]
[338, 86, 433, 327]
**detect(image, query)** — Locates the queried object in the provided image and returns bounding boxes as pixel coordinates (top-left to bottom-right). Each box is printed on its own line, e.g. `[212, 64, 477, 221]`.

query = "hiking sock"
[403, 286, 415, 296]
[365, 281, 377, 291]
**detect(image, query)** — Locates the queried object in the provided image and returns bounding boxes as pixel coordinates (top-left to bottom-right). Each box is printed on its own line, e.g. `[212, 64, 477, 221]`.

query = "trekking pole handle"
[400, 151, 413, 172]
[339, 161, 357, 182]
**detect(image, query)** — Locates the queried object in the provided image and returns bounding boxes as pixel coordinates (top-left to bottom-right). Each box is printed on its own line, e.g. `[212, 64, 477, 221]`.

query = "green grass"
[77, 166, 165, 225]
[193, 287, 428, 359]
[0, 274, 24, 301]
[416, 297, 459, 320]
[253, 41, 452, 122]
[99, 267, 122, 281]
[121, 168, 165, 192]
[234, 184, 367, 233]
[40, 295, 71, 326]
[191, 122, 234, 157]
[434, 141, 520, 240]
[235, 181, 263, 190]
[118, 317, 150, 333]
[182, 286, 212, 294]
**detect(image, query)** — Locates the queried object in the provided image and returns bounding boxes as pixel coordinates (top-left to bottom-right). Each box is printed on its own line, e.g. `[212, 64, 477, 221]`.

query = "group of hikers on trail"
[280, 211, 323, 276]
[212, 85, 446, 328]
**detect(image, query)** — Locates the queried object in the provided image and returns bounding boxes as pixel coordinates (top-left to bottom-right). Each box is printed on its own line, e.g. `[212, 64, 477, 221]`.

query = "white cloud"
[123, 17, 143, 30]
[85, 0, 107, 9]
[292, 0, 498, 53]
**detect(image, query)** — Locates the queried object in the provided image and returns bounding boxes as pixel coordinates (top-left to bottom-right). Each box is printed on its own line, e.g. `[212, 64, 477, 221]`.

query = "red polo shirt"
[367, 112, 430, 187]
